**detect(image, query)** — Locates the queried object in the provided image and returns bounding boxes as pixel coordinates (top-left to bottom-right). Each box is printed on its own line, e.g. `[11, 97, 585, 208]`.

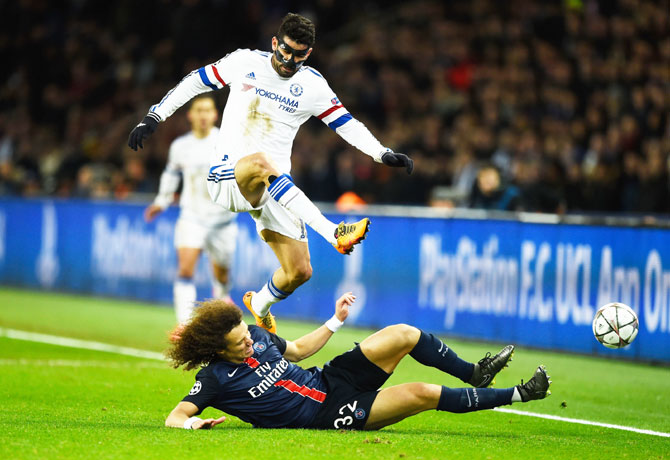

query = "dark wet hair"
[277, 13, 315, 47]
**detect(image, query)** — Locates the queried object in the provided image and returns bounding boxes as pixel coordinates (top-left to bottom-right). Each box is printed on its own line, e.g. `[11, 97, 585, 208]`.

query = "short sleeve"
[181, 369, 222, 414]
[249, 325, 287, 354]
[266, 331, 287, 355]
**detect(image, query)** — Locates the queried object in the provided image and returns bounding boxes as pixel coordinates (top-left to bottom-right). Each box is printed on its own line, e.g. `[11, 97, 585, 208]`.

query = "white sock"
[267, 174, 337, 245]
[511, 387, 522, 403]
[174, 277, 197, 324]
[251, 277, 289, 317]
[212, 280, 230, 300]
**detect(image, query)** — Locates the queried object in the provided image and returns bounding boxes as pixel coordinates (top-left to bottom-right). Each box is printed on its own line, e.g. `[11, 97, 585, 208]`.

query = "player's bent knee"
[384, 324, 420, 349]
[413, 383, 437, 403]
[404, 383, 439, 409]
[246, 153, 276, 177]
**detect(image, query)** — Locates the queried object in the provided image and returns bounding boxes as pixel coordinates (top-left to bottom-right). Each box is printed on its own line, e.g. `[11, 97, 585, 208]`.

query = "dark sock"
[436, 386, 514, 413]
[409, 331, 474, 383]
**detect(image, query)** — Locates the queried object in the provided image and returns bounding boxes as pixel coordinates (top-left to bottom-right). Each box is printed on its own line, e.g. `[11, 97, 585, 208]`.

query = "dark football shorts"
[308, 344, 391, 430]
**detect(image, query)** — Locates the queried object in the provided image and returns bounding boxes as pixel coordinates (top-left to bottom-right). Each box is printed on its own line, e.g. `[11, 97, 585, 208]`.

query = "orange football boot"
[334, 218, 371, 255]
[243, 291, 277, 334]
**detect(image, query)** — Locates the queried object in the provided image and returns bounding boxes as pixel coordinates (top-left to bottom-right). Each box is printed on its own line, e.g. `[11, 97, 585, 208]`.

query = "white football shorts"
[174, 218, 238, 266]
[206, 162, 307, 243]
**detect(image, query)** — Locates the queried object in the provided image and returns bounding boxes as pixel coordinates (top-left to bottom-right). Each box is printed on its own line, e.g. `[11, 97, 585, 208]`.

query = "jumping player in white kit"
[144, 95, 238, 326]
[128, 13, 413, 333]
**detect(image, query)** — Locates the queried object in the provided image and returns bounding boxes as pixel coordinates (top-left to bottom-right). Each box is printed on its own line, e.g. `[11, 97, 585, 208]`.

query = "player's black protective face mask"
[274, 37, 309, 71]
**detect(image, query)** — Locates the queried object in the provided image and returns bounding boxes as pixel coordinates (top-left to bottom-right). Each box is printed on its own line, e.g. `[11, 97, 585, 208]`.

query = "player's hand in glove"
[128, 114, 159, 150]
[381, 150, 414, 174]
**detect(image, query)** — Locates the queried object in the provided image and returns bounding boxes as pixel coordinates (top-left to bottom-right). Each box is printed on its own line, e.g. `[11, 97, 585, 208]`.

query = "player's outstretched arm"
[282, 292, 353, 362]
[128, 61, 225, 150]
[165, 401, 227, 430]
[328, 117, 413, 174]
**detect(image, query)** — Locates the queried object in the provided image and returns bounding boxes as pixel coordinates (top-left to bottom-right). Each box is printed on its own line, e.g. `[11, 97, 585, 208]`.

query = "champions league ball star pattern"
[592, 302, 640, 349]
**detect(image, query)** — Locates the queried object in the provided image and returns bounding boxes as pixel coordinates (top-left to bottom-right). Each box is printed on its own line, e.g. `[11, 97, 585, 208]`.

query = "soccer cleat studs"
[516, 365, 552, 402]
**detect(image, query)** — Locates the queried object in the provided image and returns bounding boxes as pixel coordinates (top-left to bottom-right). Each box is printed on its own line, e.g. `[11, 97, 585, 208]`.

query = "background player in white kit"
[128, 13, 413, 333]
[144, 95, 238, 326]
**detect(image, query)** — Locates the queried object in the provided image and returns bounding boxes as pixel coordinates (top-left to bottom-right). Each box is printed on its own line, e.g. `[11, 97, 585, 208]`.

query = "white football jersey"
[150, 49, 387, 175]
[154, 127, 235, 226]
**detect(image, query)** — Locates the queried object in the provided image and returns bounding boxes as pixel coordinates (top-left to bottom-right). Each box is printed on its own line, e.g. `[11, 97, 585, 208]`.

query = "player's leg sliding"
[437, 366, 551, 413]
[243, 290, 277, 334]
[437, 387, 515, 413]
[513, 365, 552, 401]
[409, 331, 514, 387]
[468, 345, 514, 388]
[409, 331, 474, 383]
[266, 173, 370, 254]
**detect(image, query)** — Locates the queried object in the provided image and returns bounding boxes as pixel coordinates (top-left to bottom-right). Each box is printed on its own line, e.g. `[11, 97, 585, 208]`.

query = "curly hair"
[165, 299, 242, 371]
[277, 13, 315, 47]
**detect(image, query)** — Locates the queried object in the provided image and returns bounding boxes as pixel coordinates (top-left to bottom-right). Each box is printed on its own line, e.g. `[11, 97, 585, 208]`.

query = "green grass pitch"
[0, 287, 668, 460]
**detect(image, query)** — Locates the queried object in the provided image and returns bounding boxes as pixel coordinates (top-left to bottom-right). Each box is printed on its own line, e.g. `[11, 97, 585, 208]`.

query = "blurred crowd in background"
[1, 0, 668, 214]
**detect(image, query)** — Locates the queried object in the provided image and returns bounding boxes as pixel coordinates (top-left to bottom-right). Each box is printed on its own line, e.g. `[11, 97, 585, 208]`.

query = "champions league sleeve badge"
[189, 381, 202, 395]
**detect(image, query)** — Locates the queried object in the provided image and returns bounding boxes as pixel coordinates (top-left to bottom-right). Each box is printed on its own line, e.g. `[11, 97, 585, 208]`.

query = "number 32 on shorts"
[333, 400, 359, 429]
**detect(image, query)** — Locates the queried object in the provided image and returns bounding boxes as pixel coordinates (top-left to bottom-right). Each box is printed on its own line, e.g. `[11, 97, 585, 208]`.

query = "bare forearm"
[291, 325, 333, 361]
[286, 293, 353, 362]
[165, 412, 188, 428]
[165, 402, 199, 428]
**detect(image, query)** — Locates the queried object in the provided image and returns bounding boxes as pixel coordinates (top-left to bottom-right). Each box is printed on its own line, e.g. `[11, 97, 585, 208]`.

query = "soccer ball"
[592, 302, 639, 349]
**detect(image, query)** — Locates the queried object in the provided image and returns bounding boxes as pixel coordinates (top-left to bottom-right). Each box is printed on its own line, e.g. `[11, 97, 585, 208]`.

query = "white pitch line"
[494, 407, 670, 438]
[0, 328, 165, 361]
[0, 358, 166, 369]
[2, 328, 669, 438]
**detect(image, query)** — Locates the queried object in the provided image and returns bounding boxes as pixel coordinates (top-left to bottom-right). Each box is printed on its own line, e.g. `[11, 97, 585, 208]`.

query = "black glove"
[381, 150, 414, 174]
[128, 114, 159, 150]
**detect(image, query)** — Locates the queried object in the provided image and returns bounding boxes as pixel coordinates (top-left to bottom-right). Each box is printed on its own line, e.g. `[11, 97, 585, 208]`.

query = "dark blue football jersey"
[182, 326, 328, 428]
